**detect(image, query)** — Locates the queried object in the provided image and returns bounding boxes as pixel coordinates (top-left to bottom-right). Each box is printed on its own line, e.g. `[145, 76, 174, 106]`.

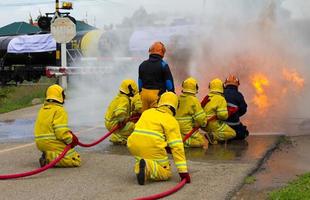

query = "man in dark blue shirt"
[138, 41, 175, 112]
[224, 75, 249, 140]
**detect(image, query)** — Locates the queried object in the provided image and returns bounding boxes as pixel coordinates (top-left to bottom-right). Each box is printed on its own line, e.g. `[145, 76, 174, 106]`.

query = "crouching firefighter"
[105, 79, 138, 145]
[127, 92, 191, 185]
[34, 84, 81, 167]
[176, 77, 208, 148]
[202, 79, 236, 144]
[224, 75, 249, 140]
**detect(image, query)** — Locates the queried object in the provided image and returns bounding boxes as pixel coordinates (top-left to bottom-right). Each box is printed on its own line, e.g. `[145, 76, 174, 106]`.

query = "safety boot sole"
[137, 159, 146, 185]
[39, 153, 47, 167]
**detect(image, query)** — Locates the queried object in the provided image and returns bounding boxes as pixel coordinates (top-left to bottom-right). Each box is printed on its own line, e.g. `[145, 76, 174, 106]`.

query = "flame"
[251, 73, 270, 113]
[282, 68, 305, 89]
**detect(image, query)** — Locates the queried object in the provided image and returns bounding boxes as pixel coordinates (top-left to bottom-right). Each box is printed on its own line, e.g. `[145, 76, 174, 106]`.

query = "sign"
[50, 17, 76, 43]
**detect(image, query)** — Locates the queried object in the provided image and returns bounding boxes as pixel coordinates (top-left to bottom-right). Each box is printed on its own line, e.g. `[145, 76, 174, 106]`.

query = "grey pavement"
[0, 105, 281, 200]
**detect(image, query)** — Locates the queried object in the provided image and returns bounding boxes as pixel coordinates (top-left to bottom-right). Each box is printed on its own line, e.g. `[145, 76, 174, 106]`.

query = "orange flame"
[251, 73, 270, 113]
[282, 68, 305, 89]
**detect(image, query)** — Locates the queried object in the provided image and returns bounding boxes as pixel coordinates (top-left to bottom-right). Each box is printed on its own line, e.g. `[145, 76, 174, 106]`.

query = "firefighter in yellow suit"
[176, 77, 208, 148]
[34, 84, 81, 167]
[105, 79, 138, 145]
[203, 79, 236, 143]
[127, 92, 191, 185]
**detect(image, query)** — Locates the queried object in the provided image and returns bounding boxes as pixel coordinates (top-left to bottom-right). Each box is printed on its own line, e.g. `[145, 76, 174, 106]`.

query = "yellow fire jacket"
[127, 106, 188, 173]
[34, 102, 72, 145]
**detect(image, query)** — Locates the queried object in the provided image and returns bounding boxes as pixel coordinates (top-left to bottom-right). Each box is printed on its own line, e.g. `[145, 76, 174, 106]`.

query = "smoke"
[65, 0, 310, 135]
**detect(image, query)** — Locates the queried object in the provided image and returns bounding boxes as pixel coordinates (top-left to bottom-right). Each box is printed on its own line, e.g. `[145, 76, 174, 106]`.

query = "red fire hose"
[134, 179, 187, 200]
[0, 145, 71, 179]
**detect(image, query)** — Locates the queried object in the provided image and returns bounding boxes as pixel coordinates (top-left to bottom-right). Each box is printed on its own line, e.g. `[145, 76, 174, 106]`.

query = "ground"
[0, 105, 304, 200]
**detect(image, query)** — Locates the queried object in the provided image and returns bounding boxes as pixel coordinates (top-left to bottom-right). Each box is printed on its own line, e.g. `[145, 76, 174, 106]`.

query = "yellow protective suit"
[203, 79, 236, 142]
[176, 93, 208, 147]
[140, 88, 160, 112]
[127, 106, 188, 181]
[105, 93, 135, 145]
[34, 102, 81, 167]
[131, 93, 142, 115]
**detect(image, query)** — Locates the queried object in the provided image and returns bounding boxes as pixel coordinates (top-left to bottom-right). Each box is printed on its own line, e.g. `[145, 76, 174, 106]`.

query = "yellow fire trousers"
[140, 88, 160, 112]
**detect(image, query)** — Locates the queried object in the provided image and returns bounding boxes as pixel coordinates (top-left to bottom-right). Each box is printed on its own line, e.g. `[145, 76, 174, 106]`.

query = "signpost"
[50, 17, 76, 89]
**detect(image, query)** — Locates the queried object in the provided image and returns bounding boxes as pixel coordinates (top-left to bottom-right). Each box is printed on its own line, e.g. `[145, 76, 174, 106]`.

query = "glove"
[118, 120, 127, 128]
[179, 172, 191, 183]
[69, 132, 79, 148]
[165, 146, 172, 154]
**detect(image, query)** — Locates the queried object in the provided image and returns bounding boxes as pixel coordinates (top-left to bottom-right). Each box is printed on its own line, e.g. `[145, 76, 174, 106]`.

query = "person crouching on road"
[176, 77, 208, 148]
[127, 92, 191, 185]
[34, 84, 80, 167]
[202, 79, 236, 144]
[224, 75, 249, 140]
[105, 79, 138, 145]
[138, 41, 175, 112]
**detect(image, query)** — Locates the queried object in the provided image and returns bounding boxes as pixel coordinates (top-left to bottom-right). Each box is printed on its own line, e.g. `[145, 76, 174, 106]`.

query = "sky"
[0, 0, 310, 28]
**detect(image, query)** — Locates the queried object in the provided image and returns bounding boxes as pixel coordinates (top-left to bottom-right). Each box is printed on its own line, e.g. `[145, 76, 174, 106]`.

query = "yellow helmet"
[149, 41, 166, 57]
[46, 84, 64, 103]
[209, 78, 224, 93]
[158, 92, 178, 110]
[182, 77, 198, 94]
[119, 79, 138, 96]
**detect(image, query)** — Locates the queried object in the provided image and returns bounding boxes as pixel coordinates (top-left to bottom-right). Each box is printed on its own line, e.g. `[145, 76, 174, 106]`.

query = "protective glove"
[165, 146, 172, 154]
[179, 172, 191, 183]
[118, 120, 127, 128]
[69, 131, 79, 148]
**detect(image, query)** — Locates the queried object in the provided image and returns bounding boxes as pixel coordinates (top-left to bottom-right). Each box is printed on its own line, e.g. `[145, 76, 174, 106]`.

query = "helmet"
[182, 77, 199, 94]
[209, 78, 224, 93]
[119, 79, 138, 96]
[158, 92, 178, 111]
[224, 74, 240, 87]
[149, 41, 166, 57]
[46, 84, 65, 103]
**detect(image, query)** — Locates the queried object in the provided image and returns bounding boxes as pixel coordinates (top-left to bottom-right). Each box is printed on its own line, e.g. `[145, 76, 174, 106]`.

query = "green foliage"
[244, 176, 256, 184]
[268, 172, 310, 200]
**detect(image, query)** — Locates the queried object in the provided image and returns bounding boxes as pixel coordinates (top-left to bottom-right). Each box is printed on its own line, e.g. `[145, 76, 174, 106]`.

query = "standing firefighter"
[127, 92, 191, 185]
[105, 79, 138, 145]
[34, 84, 80, 167]
[138, 41, 175, 112]
[176, 77, 208, 148]
[224, 75, 249, 140]
[203, 79, 236, 143]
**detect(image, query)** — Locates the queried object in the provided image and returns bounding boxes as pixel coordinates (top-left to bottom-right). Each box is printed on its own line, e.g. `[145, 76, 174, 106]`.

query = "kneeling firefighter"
[127, 92, 191, 185]
[34, 84, 80, 167]
[105, 79, 138, 145]
[203, 79, 236, 143]
[176, 77, 208, 148]
[224, 75, 249, 140]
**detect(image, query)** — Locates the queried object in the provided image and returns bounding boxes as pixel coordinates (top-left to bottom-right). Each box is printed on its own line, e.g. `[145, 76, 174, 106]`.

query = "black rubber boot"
[39, 152, 47, 167]
[137, 159, 146, 185]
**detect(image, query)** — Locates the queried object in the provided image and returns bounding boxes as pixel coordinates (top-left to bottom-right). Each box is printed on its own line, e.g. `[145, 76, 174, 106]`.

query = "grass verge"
[268, 172, 310, 200]
[0, 78, 56, 113]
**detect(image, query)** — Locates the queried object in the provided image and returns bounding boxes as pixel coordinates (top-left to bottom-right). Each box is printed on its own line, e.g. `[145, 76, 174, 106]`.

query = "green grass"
[268, 172, 310, 200]
[0, 78, 56, 113]
[244, 176, 256, 184]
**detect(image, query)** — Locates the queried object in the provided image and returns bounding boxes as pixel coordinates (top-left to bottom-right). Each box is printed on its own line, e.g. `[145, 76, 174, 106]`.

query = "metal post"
[59, 43, 67, 89]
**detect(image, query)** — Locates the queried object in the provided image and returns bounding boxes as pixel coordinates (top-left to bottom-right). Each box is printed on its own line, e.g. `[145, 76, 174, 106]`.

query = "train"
[0, 19, 195, 85]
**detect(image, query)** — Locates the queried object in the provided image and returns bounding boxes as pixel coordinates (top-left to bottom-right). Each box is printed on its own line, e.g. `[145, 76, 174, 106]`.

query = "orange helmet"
[149, 41, 166, 57]
[224, 75, 240, 87]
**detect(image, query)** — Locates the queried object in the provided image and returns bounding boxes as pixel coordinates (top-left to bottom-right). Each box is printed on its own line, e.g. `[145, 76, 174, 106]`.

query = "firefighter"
[176, 77, 208, 148]
[127, 92, 191, 185]
[34, 84, 81, 167]
[203, 79, 236, 143]
[105, 79, 138, 145]
[224, 75, 249, 140]
[138, 41, 175, 112]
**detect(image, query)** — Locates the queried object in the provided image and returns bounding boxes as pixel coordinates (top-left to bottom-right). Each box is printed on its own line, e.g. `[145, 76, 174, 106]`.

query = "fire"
[251, 73, 270, 113]
[282, 68, 305, 89]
